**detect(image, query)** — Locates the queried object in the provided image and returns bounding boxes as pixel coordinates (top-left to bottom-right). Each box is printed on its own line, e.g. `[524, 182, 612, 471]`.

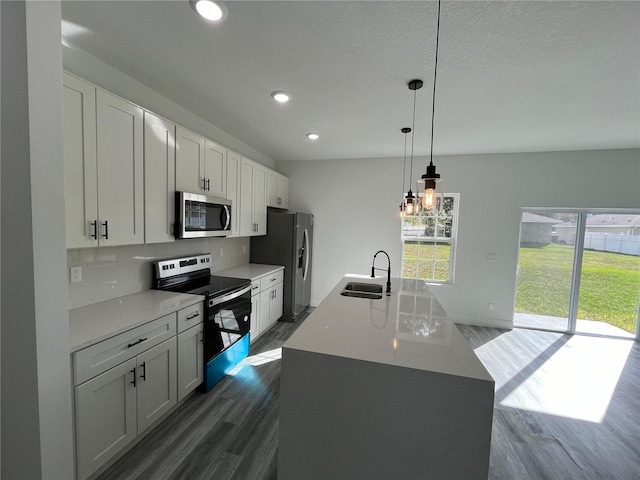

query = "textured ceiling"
[61, 1, 640, 162]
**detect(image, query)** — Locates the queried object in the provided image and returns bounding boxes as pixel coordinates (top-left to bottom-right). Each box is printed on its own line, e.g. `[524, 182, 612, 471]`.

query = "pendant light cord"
[410, 87, 417, 180]
[402, 132, 408, 193]
[429, 0, 441, 167]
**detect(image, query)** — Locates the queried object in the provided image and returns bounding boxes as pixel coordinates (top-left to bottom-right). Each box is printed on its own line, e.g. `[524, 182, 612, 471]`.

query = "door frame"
[517, 207, 640, 341]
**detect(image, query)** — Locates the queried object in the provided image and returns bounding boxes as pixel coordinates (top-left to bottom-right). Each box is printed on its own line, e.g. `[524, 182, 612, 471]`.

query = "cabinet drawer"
[250, 279, 261, 296]
[73, 313, 177, 386]
[260, 269, 284, 290]
[177, 302, 204, 333]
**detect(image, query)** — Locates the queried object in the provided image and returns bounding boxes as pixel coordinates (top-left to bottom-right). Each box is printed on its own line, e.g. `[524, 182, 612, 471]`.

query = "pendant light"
[398, 127, 412, 218]
[419, 0, 443, 212]
[404, 79, 423, 216]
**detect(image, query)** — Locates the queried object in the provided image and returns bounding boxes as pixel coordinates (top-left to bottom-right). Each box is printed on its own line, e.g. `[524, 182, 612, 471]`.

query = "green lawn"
[402, 242, 451, 281]
[516, 243, 640, 333]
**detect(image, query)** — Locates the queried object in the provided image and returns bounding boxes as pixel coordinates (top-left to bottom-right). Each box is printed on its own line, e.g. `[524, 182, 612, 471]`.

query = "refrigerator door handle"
[302, 228, 310, 282]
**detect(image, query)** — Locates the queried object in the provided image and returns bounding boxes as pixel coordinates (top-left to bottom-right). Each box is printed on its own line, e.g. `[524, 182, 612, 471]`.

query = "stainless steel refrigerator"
[250, 212, 313, 322]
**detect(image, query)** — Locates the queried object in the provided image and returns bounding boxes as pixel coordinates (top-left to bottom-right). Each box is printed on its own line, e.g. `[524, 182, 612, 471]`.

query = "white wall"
[1, 1, 74, 478]
[62, 45, 276, 169]
[279, 148, 640, 328]
[68, 237, 249, 309]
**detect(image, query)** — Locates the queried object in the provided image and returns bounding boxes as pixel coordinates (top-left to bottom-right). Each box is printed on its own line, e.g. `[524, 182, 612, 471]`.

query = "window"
[401, 193, 459, 283]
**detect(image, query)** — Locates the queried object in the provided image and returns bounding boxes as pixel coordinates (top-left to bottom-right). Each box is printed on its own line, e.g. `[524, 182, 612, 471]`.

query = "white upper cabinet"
[175, 127, 226, 197]
[226, 150, 241, 237]
[240, 157, 267, 236]
[96, 89, 145, 246]
[63, 73, 98, 249]
[63, 73, 144, 248]
[267, 170, 289, 209]
[144, 112, 176, 244]
[204, 140, 227, 198]
[175, 127, 205, 194]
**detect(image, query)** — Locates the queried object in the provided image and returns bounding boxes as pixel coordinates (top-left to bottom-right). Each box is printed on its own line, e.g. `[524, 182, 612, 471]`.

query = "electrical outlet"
[488, 303, 494, 312]
[70, 266, 82, 283]
[219, 247, 224, 258]
[487, 253, 496, 262]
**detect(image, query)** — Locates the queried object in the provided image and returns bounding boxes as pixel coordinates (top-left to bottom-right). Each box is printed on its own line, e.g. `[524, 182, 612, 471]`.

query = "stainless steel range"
[153, 253, 251, 392]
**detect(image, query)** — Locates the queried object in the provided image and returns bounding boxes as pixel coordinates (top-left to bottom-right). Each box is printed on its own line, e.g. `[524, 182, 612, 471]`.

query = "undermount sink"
[340, 282, 383, 299]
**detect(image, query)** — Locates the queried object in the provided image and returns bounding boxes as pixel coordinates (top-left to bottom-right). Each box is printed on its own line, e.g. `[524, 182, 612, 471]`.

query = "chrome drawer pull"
[186, 312, 200, 320]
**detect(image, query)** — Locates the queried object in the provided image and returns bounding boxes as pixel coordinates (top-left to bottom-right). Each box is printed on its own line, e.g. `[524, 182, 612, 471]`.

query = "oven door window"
[215, 298, 251, 336]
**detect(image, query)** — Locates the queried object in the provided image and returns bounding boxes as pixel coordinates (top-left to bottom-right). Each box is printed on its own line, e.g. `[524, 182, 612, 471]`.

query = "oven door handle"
[208, 285, 252, 308]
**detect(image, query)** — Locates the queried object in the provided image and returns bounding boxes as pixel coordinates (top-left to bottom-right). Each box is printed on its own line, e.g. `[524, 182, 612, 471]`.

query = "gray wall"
[1, 1, 74, 477]
[279, 149, 640, 328]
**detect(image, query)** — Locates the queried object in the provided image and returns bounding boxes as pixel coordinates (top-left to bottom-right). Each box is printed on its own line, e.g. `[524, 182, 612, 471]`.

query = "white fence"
[584, 233, 640, 256]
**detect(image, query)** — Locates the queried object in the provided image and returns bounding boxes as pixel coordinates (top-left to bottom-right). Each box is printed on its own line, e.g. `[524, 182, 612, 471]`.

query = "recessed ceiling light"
[307, 133, 319, 140]
[190, 0, 227, 22]
[271, 91, 291, 103]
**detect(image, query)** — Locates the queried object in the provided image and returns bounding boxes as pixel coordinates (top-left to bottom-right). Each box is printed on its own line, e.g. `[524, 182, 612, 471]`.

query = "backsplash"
[67, 237, 250, 309]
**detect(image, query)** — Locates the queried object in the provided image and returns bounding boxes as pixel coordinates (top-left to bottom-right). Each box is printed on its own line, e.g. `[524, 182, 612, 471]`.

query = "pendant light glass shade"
[418, 0, 444, 208]
[399, 127, 411, 219]
[405, 190, 416, 215]
[404, 80, 422, 216]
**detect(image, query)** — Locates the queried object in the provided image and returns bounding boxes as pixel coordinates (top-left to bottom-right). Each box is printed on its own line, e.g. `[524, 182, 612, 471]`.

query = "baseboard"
[449, 314, 513, 330]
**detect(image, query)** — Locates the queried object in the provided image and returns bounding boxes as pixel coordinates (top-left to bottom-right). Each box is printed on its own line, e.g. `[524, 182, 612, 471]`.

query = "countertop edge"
[69, 291, 205, 353]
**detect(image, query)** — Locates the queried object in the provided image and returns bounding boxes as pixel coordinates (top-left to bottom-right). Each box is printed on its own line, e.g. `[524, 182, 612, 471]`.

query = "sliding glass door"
[515, 210, 640, 340]
[574, 214, 640, 338]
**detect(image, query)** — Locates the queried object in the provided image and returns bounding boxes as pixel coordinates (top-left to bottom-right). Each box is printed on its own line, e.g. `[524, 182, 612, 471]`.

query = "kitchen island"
[278, 276, 494, 480]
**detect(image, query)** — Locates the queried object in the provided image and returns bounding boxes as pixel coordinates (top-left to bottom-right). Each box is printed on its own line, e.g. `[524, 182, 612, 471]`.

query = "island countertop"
[283, 275, 492, 382]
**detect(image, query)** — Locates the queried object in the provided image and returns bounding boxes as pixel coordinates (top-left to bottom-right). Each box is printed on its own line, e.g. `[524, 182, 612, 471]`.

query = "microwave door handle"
[222, 206, 231, 230]
[209, 285, 252, 308]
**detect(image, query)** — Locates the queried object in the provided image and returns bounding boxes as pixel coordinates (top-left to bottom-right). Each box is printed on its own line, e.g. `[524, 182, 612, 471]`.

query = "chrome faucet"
[371, 250, 391, 295]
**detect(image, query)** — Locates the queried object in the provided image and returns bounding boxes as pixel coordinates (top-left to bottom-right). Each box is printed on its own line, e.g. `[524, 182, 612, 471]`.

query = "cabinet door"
[175, 127, 205, 193]
[144, 112, 176, 244]
[136, 337, 177, 434]
[96, 89, 144, 246]
[253, 164, 267, 235]
[226, 150, 241, 237]
[63, 73, 98, 248]
[204, 140, 226, 197]
[250, 293, 261, 342]
[75, 358, 137, 480]
[277, 175, 289, 209]
[271, 281, 284, 324]
[239, 158, 255, 236]
[177, 323, 203, 402]
[267, 170, 278, 208]
[259, 288, 272, 335]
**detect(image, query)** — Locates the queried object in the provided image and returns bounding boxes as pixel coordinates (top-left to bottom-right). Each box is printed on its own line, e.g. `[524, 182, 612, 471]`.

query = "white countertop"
[283, 276, 493, 382]
[215, 263, 284, 280]
[69, 290, 204, 352]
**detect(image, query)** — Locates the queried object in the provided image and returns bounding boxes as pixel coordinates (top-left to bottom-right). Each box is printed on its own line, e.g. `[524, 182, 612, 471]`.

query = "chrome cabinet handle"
[101, 220, 109, 239]
[91, 220, 98, 239]
[131, 368, 136, 387]
[186, 312, 200, 320]
[141, 362, 146, 381]
[206, 178, 211, 191]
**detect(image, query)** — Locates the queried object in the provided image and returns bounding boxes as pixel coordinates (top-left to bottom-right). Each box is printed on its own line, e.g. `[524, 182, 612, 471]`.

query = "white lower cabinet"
[177, 323, 204, 402]
[242, 268, 283, 341]
[259, 280, 284, 334]
[75, 337, 177, 480]
[73, 301, 204, 480]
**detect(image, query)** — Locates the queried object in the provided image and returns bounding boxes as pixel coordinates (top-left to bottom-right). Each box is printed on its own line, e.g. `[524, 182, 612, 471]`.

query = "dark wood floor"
[97, 316, 640, 480]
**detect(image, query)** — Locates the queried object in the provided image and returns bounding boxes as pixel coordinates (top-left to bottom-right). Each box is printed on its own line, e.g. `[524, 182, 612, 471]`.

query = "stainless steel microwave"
[175, 192, 231, 239]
